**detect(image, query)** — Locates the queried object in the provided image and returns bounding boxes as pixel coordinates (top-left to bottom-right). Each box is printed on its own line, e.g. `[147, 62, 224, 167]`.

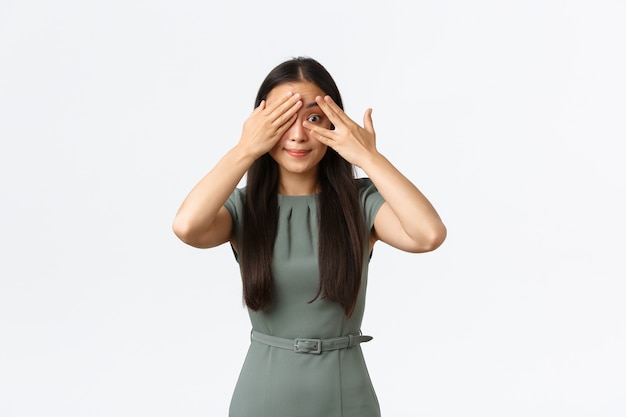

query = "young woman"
[172, 57, 446, 417]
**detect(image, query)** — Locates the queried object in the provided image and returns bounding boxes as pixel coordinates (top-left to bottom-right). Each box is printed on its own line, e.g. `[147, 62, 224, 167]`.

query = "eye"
[307, 114, 322, 123]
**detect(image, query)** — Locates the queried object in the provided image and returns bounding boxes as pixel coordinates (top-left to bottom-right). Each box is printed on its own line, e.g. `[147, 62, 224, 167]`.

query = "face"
[266, 81, 331, 178]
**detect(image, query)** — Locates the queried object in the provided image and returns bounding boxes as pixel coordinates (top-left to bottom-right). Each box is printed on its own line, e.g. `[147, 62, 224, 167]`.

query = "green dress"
[224, 178, 385, 417]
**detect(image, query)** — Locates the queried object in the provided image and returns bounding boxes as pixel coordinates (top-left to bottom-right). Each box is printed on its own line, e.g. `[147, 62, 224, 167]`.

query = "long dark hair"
[240, 57, 366, 317]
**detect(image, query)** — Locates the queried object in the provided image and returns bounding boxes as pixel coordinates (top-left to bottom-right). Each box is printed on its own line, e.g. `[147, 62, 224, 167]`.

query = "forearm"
[360, 152, 446, 243]
[173, 145, 255, 239]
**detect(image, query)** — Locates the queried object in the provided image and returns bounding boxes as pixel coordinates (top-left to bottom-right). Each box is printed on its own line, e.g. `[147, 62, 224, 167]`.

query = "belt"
[251, 330, 373, 355]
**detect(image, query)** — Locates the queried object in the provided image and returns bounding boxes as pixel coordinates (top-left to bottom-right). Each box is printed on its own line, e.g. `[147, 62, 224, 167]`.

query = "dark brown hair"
[239, 57, 366, 316]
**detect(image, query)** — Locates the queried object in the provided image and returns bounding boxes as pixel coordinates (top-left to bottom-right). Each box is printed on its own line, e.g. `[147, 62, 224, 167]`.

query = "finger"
[314, 95, 344, 127]
[262, 91, 297, 117]
[320, 95, 351, 125]
[270, 93, 302, 127]
[272, 113, 298, 139]
[251, 100, 266, 115]
[304, 123, 336, 145]
[363, 108, 374, 133]
[264, 91, 295, 110]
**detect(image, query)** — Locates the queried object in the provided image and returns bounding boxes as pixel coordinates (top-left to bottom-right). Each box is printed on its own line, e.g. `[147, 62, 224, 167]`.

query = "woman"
[173, 56, 446, 416]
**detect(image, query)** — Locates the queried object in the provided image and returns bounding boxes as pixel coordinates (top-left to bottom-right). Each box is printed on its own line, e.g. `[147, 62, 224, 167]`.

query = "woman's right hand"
[237, 92, 302, 159]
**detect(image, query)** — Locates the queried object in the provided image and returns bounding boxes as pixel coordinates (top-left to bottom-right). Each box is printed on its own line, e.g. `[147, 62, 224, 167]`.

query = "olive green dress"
[224, 178, 385, 417]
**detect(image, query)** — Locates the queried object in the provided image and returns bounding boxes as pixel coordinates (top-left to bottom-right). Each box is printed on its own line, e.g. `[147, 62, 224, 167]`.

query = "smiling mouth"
[285, 149, 310, 157]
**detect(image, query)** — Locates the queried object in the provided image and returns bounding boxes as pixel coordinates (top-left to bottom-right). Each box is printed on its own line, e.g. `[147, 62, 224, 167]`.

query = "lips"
[285, 149, 310, 158]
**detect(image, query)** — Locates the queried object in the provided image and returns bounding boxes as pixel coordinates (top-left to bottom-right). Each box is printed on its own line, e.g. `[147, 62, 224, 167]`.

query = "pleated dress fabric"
[224, 178, 385, 417]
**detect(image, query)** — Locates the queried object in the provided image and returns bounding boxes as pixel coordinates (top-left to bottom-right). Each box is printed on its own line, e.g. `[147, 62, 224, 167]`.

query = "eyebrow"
[304, 101, 320, 109]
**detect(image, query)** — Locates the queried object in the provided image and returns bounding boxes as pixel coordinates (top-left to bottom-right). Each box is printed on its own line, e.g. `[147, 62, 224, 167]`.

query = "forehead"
[266, 82, 325, 103]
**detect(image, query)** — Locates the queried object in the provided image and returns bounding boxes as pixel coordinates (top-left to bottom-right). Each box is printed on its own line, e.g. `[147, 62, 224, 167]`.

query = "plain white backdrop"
[1, 0, 625, 416]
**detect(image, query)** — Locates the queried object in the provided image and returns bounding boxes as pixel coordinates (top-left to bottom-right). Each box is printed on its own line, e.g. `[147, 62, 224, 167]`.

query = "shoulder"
[356, 177, 382, 202]
[356, 177, 375, 192]
[229, 186, 247, 200]
[355, 177, 385, 227]
[224, 186, 247, 221]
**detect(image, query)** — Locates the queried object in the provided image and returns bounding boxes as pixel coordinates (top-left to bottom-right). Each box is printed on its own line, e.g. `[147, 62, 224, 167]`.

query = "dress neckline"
[277, 193, 319, 201]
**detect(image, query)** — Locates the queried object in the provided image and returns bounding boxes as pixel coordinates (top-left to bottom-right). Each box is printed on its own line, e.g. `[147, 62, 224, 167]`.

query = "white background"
[1, 1, 625, 416]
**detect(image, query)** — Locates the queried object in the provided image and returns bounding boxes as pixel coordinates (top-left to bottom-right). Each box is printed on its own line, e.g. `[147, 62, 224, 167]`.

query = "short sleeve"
[224, 187, 246, 228]
[224, 187, 246, 262]
[357, 178, 385, 231]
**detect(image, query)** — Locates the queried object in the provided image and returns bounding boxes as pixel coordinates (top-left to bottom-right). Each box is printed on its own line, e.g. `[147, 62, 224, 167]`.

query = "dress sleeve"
[223, 187, 246, 262]
[358, 178, 385, 231]
[224, 187, 245, 227]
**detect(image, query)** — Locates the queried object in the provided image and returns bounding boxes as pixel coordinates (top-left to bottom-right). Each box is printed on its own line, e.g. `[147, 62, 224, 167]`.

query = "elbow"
[172, 215, 195, 245]
[413, 223, 447, 253]
[172, 215, 222, 249]
[427, 223, 447, 251]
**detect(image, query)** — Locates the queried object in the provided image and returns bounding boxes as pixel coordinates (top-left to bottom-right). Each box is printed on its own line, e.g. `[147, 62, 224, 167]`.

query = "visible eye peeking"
[306, 114, 322, 123]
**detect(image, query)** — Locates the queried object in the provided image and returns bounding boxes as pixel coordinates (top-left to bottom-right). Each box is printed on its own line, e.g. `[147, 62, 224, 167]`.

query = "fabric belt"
[251, 330, 373, 355]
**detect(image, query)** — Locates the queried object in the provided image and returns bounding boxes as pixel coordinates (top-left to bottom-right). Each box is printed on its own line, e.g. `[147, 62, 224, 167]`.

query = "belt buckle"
[294, 338, 322, 354]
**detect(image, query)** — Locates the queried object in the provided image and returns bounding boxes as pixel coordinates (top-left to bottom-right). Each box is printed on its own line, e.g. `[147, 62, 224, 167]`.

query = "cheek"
[268, 144, 281, 161]
[309, 134, 326, 149]
[317, 143, 329, 157]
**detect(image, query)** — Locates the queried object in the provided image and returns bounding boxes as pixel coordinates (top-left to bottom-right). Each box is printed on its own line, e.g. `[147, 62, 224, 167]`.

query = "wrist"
[229, 143, 259, 167]
[356, 150, 386, 174]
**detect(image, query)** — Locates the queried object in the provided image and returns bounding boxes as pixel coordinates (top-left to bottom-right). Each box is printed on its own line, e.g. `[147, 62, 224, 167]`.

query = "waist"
[250, 329, 373, 355]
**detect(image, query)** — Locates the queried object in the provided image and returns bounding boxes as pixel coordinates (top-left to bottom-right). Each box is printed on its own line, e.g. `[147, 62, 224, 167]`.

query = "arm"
[172, 92, 304, 248]
[172, 147, 254, 248]
[362, 152, 447, 253]
[304, 96, 446, 253]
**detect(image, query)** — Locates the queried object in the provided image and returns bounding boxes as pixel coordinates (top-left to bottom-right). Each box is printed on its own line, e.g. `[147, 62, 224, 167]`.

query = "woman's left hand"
[303, 95, 378, 168]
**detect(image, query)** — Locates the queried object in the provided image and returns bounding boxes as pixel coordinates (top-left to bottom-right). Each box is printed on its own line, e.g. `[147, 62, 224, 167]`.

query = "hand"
[237, 92, 302, 159]
[303, 95, 377, 168]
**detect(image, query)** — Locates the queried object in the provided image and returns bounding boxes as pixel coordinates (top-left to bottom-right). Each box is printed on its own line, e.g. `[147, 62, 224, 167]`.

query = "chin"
[286, 166, 315, 175]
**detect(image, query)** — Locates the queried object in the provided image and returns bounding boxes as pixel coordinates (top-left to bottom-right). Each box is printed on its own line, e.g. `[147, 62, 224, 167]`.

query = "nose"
[285, 118, 307, 142]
